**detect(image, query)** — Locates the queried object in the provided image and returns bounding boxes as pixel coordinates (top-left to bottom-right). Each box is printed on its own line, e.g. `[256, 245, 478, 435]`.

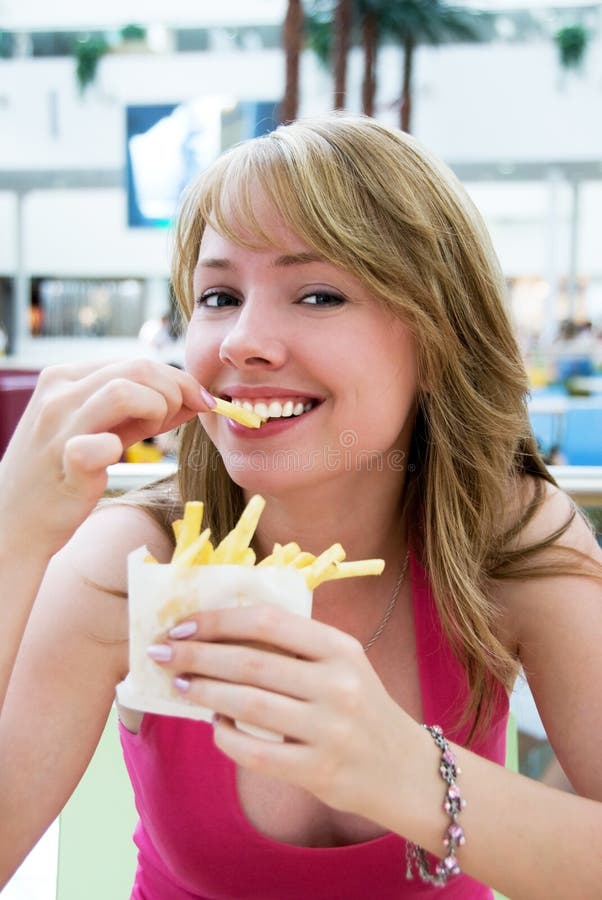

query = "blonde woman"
[1, 114, 601, 899]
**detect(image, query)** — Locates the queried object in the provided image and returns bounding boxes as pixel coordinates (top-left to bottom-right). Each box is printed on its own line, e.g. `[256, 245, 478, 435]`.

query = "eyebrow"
[197, 251, 325, 270]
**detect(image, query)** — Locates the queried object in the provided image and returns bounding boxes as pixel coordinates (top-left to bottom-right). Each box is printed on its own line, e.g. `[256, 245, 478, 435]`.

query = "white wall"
[0, 35, 601, 310]
[0, 0, 287, 30]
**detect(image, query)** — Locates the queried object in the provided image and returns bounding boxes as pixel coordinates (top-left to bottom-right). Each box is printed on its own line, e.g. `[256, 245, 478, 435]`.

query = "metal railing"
[107, 462, 602, 507]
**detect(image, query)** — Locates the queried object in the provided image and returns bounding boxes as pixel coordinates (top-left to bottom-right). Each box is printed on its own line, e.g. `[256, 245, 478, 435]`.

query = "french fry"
[161, 497, 384, 591]
[256, 543, 283, 567]
[174, 528, 212, 568]
[237, 548, 256, 566]
[304, 543, 346, 590]
[212, 494, 266, 564]
[309, 558, 385, 588]
[212, 397, 265, 429]
[290, 551, 316, 569]
[172, 502, 204, 561]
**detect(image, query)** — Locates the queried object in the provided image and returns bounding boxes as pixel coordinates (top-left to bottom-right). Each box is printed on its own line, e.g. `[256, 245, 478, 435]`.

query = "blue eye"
[299, 292, 345, 307]
[197, 290, 240, 308]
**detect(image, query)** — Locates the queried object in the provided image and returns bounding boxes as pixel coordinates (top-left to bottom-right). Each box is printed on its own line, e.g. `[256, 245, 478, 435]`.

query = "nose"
[218, 299, 288, 370]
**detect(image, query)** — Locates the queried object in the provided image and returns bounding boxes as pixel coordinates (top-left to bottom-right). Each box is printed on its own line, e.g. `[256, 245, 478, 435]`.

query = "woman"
[1, 114, 601, 899]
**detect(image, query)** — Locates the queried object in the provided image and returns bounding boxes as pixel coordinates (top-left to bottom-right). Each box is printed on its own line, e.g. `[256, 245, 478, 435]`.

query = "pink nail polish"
[199, 386, 216, 408]
[147, 644, 173, 662]
[169, 621, 198, 639]
[174, 676, 191, 693]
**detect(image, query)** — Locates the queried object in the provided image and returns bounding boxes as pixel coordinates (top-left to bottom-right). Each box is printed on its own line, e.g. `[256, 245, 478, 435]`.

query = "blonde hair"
[135, 114, 584, 738]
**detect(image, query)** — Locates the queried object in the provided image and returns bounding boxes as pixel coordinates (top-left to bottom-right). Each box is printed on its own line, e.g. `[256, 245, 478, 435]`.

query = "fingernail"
[169, 621, 198, 639]
[174, 676, 191, 693]
[199, 386, 216, 408]
[147, 644, 173, 662]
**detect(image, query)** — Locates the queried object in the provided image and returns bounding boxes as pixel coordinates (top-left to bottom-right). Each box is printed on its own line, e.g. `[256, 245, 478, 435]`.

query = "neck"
[248, 470, 408, 568]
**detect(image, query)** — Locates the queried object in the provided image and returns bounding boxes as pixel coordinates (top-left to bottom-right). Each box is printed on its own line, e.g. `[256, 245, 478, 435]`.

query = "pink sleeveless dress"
[119, 553, 509, 898]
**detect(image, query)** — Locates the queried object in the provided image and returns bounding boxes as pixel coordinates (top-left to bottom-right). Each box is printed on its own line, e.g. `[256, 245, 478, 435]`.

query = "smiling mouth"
[224, 397, 321, 421]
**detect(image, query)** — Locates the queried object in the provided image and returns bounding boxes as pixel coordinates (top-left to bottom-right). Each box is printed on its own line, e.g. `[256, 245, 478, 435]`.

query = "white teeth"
[227, 398, 315, 419]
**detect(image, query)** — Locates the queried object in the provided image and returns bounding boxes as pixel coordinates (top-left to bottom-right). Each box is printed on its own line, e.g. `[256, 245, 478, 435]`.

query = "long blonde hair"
[136, 114, 586, 737]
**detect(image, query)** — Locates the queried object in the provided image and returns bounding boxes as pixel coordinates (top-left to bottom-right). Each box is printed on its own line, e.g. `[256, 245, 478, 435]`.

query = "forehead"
[196, 218, 314, 263]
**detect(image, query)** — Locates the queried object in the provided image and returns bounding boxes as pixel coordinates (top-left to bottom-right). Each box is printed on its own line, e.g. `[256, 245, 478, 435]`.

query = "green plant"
[554, 24, 588, 70]
[120, 24, 147, 43]
[74, 35, 109, 93]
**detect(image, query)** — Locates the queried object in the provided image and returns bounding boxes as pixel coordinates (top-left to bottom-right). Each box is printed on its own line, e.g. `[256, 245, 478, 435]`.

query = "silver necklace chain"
[363, 550, 410, 652]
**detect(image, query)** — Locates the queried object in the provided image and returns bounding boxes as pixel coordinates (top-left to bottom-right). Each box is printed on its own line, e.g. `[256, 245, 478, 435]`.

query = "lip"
[222, 402, 321, 438]
[217, 385, 324, 403]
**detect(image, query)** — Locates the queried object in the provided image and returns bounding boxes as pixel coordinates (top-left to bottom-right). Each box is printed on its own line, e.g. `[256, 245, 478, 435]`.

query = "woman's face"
[185, 211, 418, 497]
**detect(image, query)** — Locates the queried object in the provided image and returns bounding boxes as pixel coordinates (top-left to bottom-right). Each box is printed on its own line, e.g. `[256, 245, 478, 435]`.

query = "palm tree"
[306, 0, 353, 109]
[358, 0, 393, 117]
[307, 1, 485, 129]
[306, 0, 387, 114]
[333, 0, 353, 108]
[281, 0, 304, 123]
[387, 1, 484, 133]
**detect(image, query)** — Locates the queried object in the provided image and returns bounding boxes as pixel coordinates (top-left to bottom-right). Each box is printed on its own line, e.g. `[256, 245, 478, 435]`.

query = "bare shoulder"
[33, 500, 174, 654]
[491, 475, 601, 649]
[511, 475, 599, 558]
[58, 500, 175, 593]
[492, 476, 602, 798]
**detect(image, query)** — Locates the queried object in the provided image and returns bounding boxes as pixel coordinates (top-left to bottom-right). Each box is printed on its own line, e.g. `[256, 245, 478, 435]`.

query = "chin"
[223, 456, 327, 498]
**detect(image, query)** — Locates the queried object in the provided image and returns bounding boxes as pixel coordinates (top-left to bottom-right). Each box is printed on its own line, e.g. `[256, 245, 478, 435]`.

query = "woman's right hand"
[0, 359, 210, 558]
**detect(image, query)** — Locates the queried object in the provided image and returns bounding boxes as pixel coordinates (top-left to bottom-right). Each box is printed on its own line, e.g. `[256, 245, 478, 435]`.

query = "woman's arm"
[0, 359, 207, 708]
[0, 504, 173, 886]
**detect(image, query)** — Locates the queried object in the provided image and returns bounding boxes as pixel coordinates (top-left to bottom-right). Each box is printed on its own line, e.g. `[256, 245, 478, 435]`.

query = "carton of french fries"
[116, 495, 384, 740]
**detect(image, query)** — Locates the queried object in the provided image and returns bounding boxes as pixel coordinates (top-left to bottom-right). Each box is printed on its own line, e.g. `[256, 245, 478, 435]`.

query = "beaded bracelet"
[405, 724, 466, 886]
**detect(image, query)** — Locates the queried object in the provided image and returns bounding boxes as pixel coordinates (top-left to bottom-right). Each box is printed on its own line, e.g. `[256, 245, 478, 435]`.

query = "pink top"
[120, 553, 508, 899]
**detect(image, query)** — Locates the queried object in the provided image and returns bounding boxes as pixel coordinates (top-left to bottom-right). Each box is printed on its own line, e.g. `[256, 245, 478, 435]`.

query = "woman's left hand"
[150, 604, 410, 820]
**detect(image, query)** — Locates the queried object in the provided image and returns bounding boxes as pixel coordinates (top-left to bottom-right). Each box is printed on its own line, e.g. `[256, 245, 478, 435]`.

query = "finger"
[175, 677, 312, 742]
[62, 432, 124, 495]
[76, 360, 210, 415]
[74, 380, 175, 439]
[160, 639, 321, 701]
[212, 714, 312, 779]
[176, 605, 363, 663]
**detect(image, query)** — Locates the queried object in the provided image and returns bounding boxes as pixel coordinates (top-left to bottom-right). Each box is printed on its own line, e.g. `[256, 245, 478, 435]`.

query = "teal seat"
[56, 705, 137, 900]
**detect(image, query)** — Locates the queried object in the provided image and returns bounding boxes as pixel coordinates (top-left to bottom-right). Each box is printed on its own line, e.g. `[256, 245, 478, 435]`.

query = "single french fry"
[212, 495, 266, 563]
[290, 551, 316, 569]
[172, 519, 183, 542]
[309, 558, 385, 588]
[304, 543, 346, 590]
[257, 543, 282, 567]
[212, 397, 265, 429]
[172, 502, 204, 561]
[237, 548, 257, 566]
[280, 542, 302, 564]
[174, 528, 212, 568]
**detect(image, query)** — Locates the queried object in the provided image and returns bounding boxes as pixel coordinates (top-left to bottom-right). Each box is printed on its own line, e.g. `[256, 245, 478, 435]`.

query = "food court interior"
[1, 1, 601, 897]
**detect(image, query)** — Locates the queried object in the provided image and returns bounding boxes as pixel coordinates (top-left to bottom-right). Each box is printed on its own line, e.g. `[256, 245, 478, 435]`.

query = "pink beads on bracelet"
[405, 724, 466, 886]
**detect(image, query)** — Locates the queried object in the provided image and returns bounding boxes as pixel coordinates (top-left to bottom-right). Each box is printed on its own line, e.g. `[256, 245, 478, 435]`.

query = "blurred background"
[0, 1, 601, 897]
[1, 0, 602, 465]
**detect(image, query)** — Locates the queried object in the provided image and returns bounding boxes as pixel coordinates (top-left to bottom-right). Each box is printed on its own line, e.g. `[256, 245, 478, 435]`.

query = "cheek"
[184, 322, 220, 382]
